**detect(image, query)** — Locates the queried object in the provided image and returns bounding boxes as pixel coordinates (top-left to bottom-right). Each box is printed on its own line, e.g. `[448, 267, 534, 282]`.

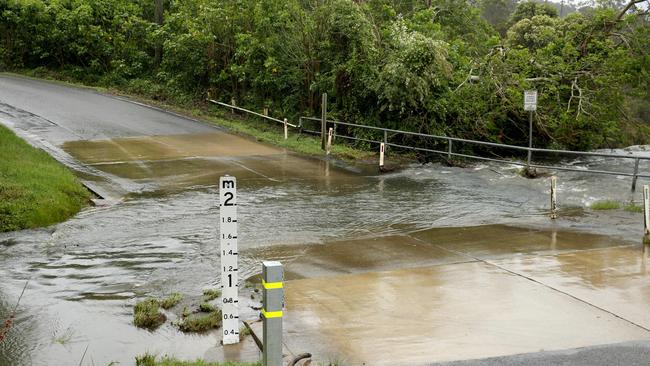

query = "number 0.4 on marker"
[219, 176, 239, 345]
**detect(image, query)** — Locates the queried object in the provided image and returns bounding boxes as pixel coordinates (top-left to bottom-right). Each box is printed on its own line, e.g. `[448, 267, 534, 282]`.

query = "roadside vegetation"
[0, 125, 89, 232]
[133, 290, 224, 333]
[590, 200, 622, 210]
[133, 299, 166, 330]
[1, 0, 648, 156]
[589, 200, 645, 212]
[135, 354, 260, 366]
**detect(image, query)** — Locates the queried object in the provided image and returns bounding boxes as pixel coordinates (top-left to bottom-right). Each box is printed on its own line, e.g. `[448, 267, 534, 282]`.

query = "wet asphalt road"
[431, 341, 650, 366]
[0, 73, 216, 143]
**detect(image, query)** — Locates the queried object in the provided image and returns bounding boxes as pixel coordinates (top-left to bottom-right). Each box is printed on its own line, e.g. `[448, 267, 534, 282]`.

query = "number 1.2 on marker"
[220, 176, 239, 345]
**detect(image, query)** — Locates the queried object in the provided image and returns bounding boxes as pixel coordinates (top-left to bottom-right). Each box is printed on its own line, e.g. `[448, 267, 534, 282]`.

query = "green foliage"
[159, 293, 183, 310]
[1, 0, 648, 152]
[591, 200, 621, 210]
[202, 288, 220, 301]
[509, 1, 559, 26]
[624, 203, 643, 213]
[176, 309, 222, 332]
[0, 124, 89, 232]
[133, 299, 166, 330]
[198, 302, 215, 313]
[136, 353, 261, 366]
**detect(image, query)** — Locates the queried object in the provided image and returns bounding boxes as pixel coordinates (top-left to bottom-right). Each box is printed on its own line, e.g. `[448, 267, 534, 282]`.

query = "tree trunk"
[154, 0, 164, 68]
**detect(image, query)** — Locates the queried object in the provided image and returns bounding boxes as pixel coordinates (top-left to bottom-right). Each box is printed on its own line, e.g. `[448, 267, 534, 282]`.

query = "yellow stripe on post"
[262, 279, 283, 290]
[261, 309, 283, 319]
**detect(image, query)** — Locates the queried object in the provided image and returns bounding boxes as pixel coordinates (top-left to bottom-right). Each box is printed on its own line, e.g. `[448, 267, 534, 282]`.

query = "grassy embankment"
[10, 70, 378, 163]
[0, 124, 89, 232]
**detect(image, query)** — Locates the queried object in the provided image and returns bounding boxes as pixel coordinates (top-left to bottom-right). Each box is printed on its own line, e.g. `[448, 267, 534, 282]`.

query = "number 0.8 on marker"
[219, 176, 239, 345]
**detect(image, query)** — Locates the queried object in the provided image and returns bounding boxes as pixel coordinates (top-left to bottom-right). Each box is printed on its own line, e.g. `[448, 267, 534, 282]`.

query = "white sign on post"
[524, 90, 538, 111]
[219, 176, 239, 345]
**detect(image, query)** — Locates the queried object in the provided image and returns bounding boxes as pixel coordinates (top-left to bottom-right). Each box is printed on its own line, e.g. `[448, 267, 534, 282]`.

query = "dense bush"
[1, 0, 648, 150]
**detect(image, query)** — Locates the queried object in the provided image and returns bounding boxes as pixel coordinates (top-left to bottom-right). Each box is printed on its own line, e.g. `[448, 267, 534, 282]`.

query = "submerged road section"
[1, 74, 649, 366]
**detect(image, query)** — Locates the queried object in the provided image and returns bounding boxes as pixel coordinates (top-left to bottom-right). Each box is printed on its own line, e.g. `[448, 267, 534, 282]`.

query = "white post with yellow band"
[262, 261, 283, 366]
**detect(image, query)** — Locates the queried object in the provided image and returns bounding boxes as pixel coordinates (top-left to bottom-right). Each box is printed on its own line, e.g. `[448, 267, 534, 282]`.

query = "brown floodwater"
[1, 130, 650, 365]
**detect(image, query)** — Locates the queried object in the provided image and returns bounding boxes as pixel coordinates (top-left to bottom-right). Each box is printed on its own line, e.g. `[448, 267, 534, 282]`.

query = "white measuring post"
[643, 185, 650, 245]
[219, 176, 239, 345]
[379, 142, 385, 169]
[524, 90, 537, 167]
[262, 261, 284, 366]
[283, 118, 288, 140]
[326, 128, 333, 155]
[550, 176, 558, 219]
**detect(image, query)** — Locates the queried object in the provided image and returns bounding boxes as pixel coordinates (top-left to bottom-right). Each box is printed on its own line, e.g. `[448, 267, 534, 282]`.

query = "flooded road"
[1, 74, 650, 365]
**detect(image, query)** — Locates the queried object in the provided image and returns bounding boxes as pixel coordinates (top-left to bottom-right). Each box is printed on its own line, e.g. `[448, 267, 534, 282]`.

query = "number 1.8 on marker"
[219, 176, 239, 345]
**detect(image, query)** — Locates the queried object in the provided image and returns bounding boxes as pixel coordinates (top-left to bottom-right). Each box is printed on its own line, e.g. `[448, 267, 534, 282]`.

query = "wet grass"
[133, 299, 166, 330]
[591, 200, 622, 210]
[160, 293, 183, 310]
[198, 302, 216, 313]
[624, 203, 644, 213]
[135, 354, 260, 366]
[0, 124, 89, 232]
[202, 289, 221, 301]
[176, 309, 222, 333]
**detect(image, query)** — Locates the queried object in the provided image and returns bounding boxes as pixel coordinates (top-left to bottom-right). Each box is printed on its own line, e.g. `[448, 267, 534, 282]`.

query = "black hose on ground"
[287, 353, 312, 366]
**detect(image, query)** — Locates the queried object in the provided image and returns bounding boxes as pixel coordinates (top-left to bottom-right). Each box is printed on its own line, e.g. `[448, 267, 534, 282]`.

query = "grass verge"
[136, 354, 260, 366]
[0, 124, 89, 232]
[591, 200, 622, 210]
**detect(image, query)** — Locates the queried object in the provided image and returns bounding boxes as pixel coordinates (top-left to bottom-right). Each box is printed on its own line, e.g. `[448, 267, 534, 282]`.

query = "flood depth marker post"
[262, 261, 284, 366]
[643, 186, 650, 245]
[219, 176, 239, 345]
[550, 176, 558, 219]
[379, 142, 385, 171]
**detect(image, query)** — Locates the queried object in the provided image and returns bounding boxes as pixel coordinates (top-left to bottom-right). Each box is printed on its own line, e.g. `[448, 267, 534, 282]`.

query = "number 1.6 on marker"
[219, 176, 239, 345]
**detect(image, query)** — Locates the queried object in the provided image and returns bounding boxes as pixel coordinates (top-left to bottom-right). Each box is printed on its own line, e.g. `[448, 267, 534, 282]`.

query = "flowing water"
[1, 128, 649, 365]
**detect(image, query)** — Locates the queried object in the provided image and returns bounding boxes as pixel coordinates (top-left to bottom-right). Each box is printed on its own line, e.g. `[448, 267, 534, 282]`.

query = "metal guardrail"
[300, 116, 650, 191]
[208, 100, 298, 128]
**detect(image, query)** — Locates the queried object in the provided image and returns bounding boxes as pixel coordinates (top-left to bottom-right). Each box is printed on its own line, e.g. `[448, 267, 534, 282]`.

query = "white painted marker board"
[219, 176, 239, 345]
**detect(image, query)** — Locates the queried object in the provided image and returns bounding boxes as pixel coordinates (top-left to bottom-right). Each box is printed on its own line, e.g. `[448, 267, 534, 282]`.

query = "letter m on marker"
[222, 180, 235, 189]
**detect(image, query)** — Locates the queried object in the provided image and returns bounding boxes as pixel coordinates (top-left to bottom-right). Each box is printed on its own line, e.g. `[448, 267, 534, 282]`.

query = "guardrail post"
[262, 261, 284, 366]
[448, 139, 452, 161]
[326, 128, 333, 155]
[283, 118, 288, 140]
[550, 176, 558, 219]
[230, 98, 236, 114]
[384, 130, 388, 152]
[632, 158, 640, 192]
[321, 93, 327, 150]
